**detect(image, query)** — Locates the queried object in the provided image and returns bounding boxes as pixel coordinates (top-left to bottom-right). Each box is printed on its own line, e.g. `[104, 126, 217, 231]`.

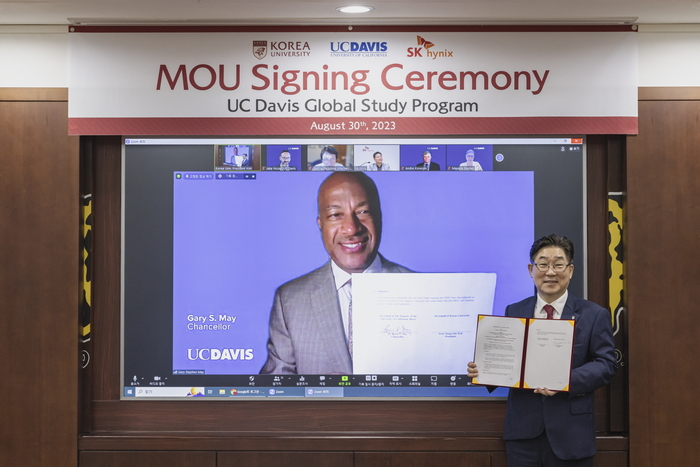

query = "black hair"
[529, 234, 574, 264]
[320, 146, 339, 158]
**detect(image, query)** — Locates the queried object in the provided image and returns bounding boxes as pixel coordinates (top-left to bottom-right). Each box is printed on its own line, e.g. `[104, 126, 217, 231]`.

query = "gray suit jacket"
[260, 256, 411, 374]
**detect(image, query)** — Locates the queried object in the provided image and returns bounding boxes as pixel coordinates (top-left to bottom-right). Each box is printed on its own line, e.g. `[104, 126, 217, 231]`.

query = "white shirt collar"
[331, 254, 383, 290]
[534, 290, 569, 319]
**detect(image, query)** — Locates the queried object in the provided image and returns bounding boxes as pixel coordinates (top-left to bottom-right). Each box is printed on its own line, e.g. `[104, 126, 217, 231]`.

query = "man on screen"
[239, 152, 252, 168]
[416, 150, 440, 171]
[279, 150, 292, 169]
[260, 172, 411, 375]
[368, 151, 391, 171]
[468, 234, 616, 467]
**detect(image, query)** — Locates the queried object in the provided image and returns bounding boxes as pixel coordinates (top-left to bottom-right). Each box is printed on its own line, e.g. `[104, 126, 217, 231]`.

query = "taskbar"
[123, 384, 508, 399]
[135, 373, 471, 388]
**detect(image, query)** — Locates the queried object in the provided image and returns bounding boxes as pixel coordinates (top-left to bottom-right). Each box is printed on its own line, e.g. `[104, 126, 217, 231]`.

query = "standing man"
[260, 172, 411, 375]
[368, 151, 391, 171]
[415, 150, 440, 171]
[240, 152, 252, 168]
[468, 234, 616, 467]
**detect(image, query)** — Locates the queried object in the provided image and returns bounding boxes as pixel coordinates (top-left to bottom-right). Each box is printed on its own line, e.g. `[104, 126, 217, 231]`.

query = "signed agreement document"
[472, 315, 575, 391]
[351, 273, 497, 374]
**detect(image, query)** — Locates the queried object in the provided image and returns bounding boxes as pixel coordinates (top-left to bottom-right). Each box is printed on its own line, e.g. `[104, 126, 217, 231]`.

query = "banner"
[68, 28, 638, 135]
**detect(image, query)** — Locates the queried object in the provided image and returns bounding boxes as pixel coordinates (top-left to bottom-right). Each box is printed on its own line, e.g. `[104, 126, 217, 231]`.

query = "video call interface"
[122, 137, 585, 399]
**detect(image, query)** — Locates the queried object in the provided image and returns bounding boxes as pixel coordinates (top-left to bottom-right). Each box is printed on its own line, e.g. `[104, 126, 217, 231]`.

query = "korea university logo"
[407, 35, 454, 60]
[253, 41, 268, 60]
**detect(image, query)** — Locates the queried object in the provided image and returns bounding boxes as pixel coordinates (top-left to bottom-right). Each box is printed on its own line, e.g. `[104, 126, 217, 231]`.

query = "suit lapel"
[561, 294, 580, 321]
[512, 296, 537, 318]
[308, 263, 353, 373]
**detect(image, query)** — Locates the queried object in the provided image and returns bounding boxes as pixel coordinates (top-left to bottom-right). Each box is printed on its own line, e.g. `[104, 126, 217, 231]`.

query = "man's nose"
[341, 213, 363, 235]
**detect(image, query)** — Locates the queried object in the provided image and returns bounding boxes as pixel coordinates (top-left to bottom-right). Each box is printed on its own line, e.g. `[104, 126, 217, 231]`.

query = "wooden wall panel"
[0, 92, 79, 467]
[627, 96, 700, 467]
[85, 136, 123, 405]
[80, 451, 215, 467]
[356, 452, 490, 467]
[593, 452, 628, 467]
[218, 451, 353, 467]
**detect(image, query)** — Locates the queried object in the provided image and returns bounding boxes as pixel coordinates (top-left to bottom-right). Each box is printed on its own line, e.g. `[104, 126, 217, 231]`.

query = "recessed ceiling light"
[337, 5, 374, 14]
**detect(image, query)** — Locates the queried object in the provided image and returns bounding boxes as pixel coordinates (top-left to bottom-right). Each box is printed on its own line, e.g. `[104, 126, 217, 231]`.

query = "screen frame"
[119, 136, 587, 401]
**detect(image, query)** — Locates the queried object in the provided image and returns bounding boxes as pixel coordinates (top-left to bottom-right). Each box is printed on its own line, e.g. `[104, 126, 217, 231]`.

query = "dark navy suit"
[504, 294, 617, 461]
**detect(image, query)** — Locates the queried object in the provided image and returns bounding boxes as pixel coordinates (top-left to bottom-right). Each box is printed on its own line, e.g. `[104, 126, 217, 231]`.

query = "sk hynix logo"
[407, 35, 454, 60]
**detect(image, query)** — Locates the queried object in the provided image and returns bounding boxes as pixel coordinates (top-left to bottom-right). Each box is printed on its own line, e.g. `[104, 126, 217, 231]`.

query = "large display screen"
[122, 137, 585, 399]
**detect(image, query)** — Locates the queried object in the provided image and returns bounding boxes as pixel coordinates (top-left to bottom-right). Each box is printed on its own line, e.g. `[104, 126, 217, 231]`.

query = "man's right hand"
[467, 362, 478, 378]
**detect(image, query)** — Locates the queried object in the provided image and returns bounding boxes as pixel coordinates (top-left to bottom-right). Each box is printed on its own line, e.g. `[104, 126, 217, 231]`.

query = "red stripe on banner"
[68, 117, 638, 136]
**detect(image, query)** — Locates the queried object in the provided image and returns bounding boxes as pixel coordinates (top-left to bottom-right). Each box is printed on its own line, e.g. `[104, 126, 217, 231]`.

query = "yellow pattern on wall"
[608, 194, 624, 333]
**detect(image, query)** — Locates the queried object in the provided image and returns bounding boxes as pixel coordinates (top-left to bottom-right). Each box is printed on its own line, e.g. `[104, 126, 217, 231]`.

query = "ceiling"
[1, 0, 700, 26]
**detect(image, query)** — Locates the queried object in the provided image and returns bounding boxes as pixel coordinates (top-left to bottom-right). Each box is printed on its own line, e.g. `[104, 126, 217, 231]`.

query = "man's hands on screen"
[534, 387, 558, 396]
[467, 362, 478, 378]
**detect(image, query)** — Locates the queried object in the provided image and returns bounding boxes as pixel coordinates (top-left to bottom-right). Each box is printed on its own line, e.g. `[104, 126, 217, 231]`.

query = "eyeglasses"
[532, 262, 572, 273]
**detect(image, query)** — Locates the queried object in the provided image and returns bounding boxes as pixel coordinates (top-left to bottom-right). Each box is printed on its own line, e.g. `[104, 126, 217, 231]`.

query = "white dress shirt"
[534, 290, 569, 319]
[331, 254, 383, 343]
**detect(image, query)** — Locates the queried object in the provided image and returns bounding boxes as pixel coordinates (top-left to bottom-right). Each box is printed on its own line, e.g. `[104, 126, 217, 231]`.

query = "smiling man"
[278, 150, 291, 168]
[368, 151, 391, 171]
[468, 234, 617, 467]
[260, 172, 411, 375]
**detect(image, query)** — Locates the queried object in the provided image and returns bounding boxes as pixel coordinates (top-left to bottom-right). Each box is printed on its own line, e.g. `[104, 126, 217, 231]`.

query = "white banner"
[68, 28, 637, 135]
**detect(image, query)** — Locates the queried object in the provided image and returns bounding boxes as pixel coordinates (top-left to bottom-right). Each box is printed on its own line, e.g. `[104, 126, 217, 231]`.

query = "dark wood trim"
[78, 434, 628, 452]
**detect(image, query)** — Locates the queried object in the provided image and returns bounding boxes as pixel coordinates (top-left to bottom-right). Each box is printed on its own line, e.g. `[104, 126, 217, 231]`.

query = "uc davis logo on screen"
[407, 36, 454, 59]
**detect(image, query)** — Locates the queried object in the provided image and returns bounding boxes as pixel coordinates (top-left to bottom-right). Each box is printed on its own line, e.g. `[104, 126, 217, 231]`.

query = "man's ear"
[317, 216, 322, 230]
[527, 263, 534, 278]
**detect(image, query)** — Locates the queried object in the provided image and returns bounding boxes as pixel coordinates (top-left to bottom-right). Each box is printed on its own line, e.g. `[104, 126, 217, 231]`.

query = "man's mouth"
[340, 239, 367, 251]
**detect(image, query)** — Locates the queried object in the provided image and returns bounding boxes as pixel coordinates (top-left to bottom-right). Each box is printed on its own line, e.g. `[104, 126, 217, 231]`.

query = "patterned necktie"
[544, 304, 555, 320]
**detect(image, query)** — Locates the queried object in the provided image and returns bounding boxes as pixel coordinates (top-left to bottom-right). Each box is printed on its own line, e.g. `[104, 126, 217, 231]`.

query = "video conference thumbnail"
[213, 143, 493, 172]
